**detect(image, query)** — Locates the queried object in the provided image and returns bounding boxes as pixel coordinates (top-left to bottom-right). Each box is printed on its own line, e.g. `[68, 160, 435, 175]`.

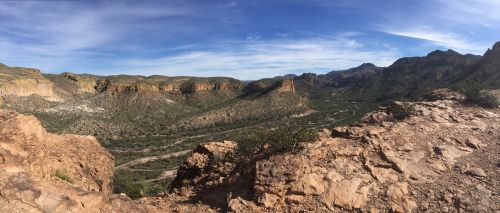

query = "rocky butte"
[0, 89, 498, 212]
[0, 65, 57, 99]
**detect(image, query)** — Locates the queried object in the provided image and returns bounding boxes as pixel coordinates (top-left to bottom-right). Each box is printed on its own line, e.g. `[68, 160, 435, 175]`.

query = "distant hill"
[288, 42, 497, 102]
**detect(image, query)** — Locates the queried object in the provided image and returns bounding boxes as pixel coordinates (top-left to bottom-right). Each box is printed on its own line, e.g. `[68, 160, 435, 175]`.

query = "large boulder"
[171, 141, 237, 190]
[0, 109, 155, 212]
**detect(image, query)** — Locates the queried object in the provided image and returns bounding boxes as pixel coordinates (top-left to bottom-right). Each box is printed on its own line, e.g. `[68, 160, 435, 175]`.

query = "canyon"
[0, 89, 498, 212]
[0, 41, 499, 212]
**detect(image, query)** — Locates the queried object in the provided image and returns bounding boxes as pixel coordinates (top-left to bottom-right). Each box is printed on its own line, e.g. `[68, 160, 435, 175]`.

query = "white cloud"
[0, 1, 196, 71]
[386, 27, 488, 54]
[108, 36, 399, 80]
[378, 0, 500, 55]
[437, 0, 500, 25]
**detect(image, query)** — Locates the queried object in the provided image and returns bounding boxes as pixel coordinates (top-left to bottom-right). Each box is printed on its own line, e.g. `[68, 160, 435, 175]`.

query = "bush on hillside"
[112, 169, 145, 199]
[390, 102, 416, 120]
[54, 169, 74, 184]
[462, 86, 499, 108]
[226, 127, 318, 162]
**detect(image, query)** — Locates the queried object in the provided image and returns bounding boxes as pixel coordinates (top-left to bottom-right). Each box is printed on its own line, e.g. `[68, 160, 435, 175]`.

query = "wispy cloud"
[436, 0, 500, 25]
[385, 27, 488, 54]
[0, 0, 196, 71]
[108, 36, 399, 80]
[375, 0, 499, 54]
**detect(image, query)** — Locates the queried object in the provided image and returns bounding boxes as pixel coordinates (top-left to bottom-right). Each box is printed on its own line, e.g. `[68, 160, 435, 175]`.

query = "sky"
[0, 0, 499, 80]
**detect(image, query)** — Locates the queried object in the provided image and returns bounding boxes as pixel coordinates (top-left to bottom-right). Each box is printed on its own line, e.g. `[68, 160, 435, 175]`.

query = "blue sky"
[0, 0, 499, 80]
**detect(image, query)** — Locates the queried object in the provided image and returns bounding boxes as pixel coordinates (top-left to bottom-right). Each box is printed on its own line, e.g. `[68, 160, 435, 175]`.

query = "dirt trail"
[138, 169, 178, 183]
[115, 150, 192, 169]
[110, 119, 278, 153]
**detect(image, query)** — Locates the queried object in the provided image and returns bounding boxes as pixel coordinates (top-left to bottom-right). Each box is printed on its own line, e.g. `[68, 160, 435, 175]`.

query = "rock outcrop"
[92, 78, 243, 94]
[172, 141, 237, 189]
[62, 72, 99, 94]
[0, 109, 221, 212]
[0, 110, 154, 212]
[275, 78, 296, 93]
[181, 82, 244, 93]
[0, 66, 56, 98]
[2, 110, 112, 210]
[171, 90, 500, 212]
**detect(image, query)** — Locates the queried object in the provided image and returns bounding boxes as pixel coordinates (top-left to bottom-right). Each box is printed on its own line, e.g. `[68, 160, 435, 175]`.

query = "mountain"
[289, 46, 489, 101]
[325, 63, 384, 87]
[461, 41, 500, 87]
[370, 49, 481, 100]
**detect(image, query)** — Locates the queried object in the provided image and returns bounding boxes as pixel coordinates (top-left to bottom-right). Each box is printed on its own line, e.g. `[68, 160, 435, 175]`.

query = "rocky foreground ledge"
[1, 90, 499, 212]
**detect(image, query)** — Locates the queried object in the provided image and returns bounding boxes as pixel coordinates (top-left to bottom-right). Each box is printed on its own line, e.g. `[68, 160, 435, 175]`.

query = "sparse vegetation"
[54, 169, 74, 184]
[462, 85, 499, 108]
[112, 168, 171, 199]
[112, 169, 146, 199]
[390, 102, 416, 120]
[226, 127, 319, 162]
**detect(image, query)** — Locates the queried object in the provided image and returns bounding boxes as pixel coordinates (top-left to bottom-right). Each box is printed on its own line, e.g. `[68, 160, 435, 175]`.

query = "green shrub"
[462, 86, 498, 108]
[54, 169, 74, 184]
[112, 169, 145, 199]
[226, 127, 318, 162]
[390, 102, 416, 120]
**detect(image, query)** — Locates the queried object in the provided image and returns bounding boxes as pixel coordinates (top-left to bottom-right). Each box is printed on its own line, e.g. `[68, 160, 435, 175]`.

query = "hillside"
[1, 89, 498, 212]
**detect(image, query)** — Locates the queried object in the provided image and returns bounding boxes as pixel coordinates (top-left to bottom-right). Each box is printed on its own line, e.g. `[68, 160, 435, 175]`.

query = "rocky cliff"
[245, 78, 296, 95]
[0, 65, 56, 98]
[0, 109, 220, 212]
[464, 41, 500, 87]
[62, 72, 99, 94]
[0, 109, 135, 211]
[275, 78, 296, 93]
[62, 74, 244, 95]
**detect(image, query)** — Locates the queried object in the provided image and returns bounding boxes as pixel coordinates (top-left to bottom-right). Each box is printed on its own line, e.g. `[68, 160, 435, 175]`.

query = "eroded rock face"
[0, 110, 104, 209]
[0, 109, 114, 192]
[275, 78, 296, 93]
[0, 67, 56, 98]
[0, 109, 219, 212]
[170, 95, 499, 212]
[94, 79, 243, 94]
[171, 140, 237, 190]
[181, 82, 243, 93]
[62, 72, 97, 94]
[229, 98, 499, 212]
[0, 78, 55, 97]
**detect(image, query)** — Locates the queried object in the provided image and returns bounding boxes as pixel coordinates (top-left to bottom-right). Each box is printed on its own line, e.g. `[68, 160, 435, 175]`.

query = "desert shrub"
[112, 169, 145, 199]
[390, 102, 416, 120]
[462, 86, 498, 108]
[54, 169, 74, 184]
[144, 184, 165, 196]
[226, 127, 318, 162]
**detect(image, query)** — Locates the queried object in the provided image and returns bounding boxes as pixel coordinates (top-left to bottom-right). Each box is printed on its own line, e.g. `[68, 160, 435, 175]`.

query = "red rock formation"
[0, 109, 215, 212]
[276, 78, 295, 93]
[181, 81, 243, 93]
